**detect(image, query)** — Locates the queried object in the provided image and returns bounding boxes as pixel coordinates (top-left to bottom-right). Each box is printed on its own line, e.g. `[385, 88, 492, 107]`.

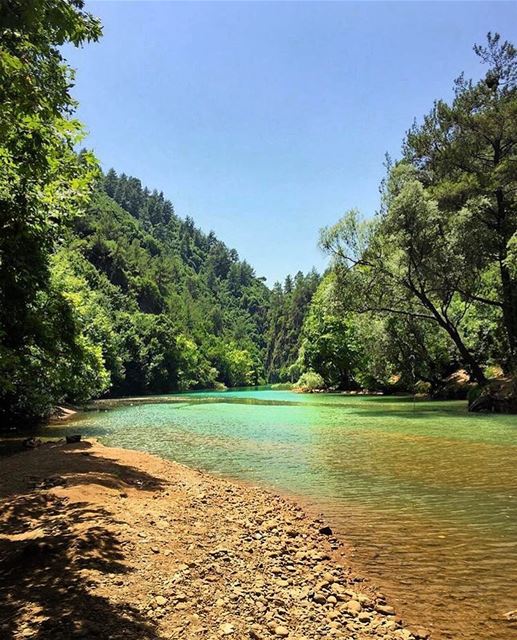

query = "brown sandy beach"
[0, 440, 428, 640]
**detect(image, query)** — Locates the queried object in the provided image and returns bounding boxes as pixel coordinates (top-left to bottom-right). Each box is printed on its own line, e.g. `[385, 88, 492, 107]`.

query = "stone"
[274, 626, 289, 637]
[220, 623, 235, 635]
[155, 595, 167, 606]
[319, 525, 333, 536]
[376, 604, 395, 616]
[313, 593, 327, 604]
[345, 600, 362, 615]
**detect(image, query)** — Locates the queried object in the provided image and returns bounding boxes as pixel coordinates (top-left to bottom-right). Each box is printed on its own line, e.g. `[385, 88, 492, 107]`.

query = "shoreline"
[0, 439, 428, 640]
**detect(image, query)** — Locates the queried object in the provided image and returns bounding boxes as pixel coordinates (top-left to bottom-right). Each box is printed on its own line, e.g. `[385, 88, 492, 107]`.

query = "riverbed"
[35, 390, 517, 639]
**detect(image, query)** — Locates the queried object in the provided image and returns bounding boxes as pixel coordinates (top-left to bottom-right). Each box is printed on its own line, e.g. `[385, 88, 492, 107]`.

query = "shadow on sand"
[0, 442, 165, 640]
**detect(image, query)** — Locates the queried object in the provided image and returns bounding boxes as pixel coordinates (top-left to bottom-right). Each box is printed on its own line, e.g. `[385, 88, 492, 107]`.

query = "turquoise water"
[40, 390, 516, 639]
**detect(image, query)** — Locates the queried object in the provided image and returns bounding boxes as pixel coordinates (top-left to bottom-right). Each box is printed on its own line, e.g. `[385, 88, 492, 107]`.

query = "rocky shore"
[0, 440, 428, 640]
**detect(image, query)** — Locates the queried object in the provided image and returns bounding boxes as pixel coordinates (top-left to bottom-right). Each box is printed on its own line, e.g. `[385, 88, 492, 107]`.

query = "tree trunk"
[499, 259, 517, 373]
[444, 323, 487, 385]
[414, 289, 488, 385]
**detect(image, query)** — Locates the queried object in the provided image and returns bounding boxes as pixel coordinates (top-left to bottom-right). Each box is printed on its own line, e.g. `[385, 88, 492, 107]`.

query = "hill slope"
[53, 170, 273, 397]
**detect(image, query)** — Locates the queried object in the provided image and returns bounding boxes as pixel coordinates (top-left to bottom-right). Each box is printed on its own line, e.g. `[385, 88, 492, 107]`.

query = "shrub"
[295, 371, 325, 392]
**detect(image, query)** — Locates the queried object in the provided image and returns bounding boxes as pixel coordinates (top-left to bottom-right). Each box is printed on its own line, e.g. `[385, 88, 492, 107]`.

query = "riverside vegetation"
[1, 1, 517, 425]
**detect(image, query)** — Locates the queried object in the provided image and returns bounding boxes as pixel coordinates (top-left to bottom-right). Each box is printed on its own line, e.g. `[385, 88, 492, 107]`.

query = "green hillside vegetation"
[55, 171, 272, 397]
[1, 2, 516, 425]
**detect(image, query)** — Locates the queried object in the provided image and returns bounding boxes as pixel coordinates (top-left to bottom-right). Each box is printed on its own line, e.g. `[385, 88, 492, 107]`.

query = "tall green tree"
[299, 273, 363, 388]
[320, 173, 489, 384]
[404, 33, 517, 371]
[0, 1, 102, 422]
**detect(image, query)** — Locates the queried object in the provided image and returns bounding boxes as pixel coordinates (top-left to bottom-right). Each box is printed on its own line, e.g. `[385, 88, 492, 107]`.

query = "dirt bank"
[0, 440, 428, 640]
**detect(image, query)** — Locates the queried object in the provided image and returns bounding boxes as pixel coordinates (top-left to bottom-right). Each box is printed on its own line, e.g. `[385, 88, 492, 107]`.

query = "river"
[35, 390, 517, 639]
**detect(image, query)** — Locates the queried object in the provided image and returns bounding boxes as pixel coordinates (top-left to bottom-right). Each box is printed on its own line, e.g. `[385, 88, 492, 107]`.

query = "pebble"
[274, 626, 289, 637]
[346, 600, 362, 615]
[376, 604, 395, 616]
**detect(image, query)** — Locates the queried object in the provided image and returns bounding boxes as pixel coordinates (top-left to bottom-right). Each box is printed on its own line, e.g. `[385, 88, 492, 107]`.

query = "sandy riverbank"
[0, 440, 428, 640]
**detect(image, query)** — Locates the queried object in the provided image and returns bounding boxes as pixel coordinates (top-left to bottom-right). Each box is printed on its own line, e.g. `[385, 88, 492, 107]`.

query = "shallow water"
[38, 391, 517, 638]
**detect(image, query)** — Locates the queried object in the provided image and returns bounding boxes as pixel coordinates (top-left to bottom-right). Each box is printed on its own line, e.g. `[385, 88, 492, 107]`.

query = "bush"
[270, 382, 294, 390]
[467, 384, 482, 406]
[414, 380, 432, 395]
[295, 371, 325, 392]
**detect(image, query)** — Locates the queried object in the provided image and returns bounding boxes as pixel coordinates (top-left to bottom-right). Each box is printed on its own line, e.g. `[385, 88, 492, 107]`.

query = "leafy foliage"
[312, 33, 517, 391]
[0, 0, 102, 424]
[295, 371, 325, 392]
[265, 270, 320, 381]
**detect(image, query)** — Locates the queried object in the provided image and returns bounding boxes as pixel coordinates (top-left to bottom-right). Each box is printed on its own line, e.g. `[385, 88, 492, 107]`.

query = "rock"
[319, 525, 333, 536]
[468, 377, 517, 413]
[155, 595, 167, 606]
[345, 600, 362, 615]
[331, 583, 346, 595]
[376, 604, 395, 616]
[313, 593, 327, 604]
[220, 623, 235, 635]
[504, 610, 517, 621]
[23, 437, 42, 450]
[327, 595, 337, 605]
[274, 626, 289, 637]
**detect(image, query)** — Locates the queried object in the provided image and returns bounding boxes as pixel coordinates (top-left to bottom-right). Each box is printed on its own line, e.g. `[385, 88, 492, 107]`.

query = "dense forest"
[1, 1, 516, 425]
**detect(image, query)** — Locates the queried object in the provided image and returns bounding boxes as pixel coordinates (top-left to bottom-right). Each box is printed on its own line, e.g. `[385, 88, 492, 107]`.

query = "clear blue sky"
[67, 1, 517, 284]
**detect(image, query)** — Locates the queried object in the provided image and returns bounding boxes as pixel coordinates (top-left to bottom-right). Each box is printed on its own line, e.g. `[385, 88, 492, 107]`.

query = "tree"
[265, 270, 320, 381]
[0, 1, 102, 422]
[320, 169, 488, 384]
[299, 274, 363, 388]
[404, 33, 517, 371]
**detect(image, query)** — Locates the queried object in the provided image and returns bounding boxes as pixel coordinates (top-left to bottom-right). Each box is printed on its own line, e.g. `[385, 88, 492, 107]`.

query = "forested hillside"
[56, 169, 274, 393]
[1, 0, 515, 425]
